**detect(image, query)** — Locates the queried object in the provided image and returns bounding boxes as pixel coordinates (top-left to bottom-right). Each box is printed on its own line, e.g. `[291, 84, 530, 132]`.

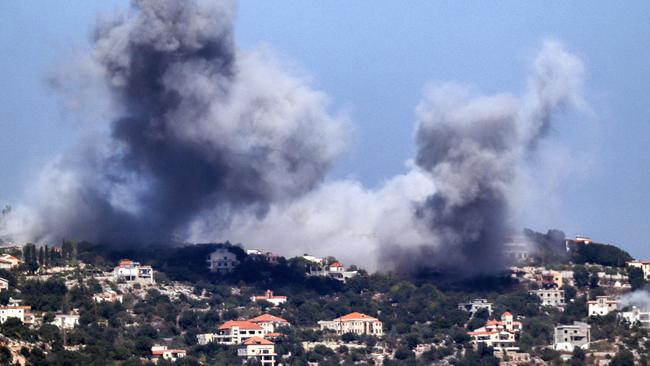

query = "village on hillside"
[0, 231, 648, 365]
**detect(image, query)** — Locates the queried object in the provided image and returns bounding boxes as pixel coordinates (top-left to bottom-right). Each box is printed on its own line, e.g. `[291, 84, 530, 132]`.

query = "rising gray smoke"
[381, 40, 585, 275]
[9, 0, 346, 244]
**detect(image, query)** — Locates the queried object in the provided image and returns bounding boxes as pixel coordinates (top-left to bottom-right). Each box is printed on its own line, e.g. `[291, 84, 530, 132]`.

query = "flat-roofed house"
[588, 296, 619, 316]
[554, 322, 591, 352]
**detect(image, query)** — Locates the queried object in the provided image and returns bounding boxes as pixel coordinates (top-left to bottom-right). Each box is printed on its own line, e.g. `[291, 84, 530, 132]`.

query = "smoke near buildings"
[1, 1, 586, 275]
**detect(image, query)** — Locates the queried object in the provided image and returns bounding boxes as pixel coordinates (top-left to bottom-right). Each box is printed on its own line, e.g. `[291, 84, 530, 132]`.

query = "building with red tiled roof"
[0, 254, 20, 269]
[238, 336, 276, 365]
[150, 345, 186, 362]
[214, 320, 265, 345]
[249, 314, 290, 333]
[250, 290, 287, 307]
[467, 312, 522, 351]
[318, 312, 383, 336]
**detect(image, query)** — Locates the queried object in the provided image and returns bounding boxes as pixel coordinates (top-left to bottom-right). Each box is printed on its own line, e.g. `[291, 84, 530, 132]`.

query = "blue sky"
[1, 1, 649, 257]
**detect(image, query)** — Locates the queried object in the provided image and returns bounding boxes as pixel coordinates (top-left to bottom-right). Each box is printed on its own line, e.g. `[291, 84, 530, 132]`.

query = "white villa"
[318, 312, 383, 336]
[588, 296, 619, 316]
[467, 312, 522, 351]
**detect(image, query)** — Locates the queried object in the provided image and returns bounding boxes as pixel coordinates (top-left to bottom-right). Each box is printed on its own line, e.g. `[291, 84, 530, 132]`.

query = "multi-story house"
[467, 312, 522, 351]
[307, 262, 358, 282]
[588, 296, 619, 316]
[529, 289, 566, 307]
[554, 322, 591, 352]
[113, 259, 154, 285]
[318, 312, 383, 336]
[237, 337, 277, 366]
[207, 248, 240, 273]
[0, 304, 31, 324]
[214, 320, 266, 345]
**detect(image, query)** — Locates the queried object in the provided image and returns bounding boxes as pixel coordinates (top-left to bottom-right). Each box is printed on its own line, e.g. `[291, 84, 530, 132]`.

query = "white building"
[588, 296, 619, 316]
[237, 336, 276, 366]
[93, 289, 124, 303]
[151, 345, 186, 362]
[627, 260, 650, 280]
[308, 262, 358, 282]
[207, 248, 240, 273]
[458, 299, 493, 315]
[318, 312, 383, 336]
[301, 255, 325, 265]
[554, 322, 591, 352]
[113, 259, 154, 285]
[0, 277, 8, 292]
[0, 254, 20, 269]
[529, 289, 566, 307]
[52, 313, 80, 329]
[619, 307, 650, 328]
[467, 312, 522, 351]
[214, 320, 266, 345]
[249, 314, 290, 333]
[251, 290, 287, 307]
[0, 304, 31, 324]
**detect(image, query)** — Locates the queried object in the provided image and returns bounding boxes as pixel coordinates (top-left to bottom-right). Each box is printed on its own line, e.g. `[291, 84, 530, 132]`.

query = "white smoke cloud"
[619, 289, 650, 311]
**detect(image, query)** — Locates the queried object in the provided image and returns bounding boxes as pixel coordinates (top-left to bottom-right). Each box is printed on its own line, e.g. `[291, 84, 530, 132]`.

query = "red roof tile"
[249, 314, 288, 323]
[218, 320, 263, 330]
[242, 336, 273, 345]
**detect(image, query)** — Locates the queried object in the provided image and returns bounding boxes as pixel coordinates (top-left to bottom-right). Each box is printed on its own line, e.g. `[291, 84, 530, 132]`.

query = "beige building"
[588, 296, 619, 316]
[0, 277, 8, 292]
[249, 314, 290, 333]
[318, 312, 383, 336]
[237, 336, 276, 366]
[529, 289, 566, 307]
[540, 270, 563, 288]
[554, 322, 591, 352]
[214, 320, 266, 345]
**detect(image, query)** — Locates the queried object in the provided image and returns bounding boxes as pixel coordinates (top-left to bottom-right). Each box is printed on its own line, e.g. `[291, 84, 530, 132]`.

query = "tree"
[571, 347, 586, 366]
[629, 267, 647, 290]
[573, 266, 590, 288]
[610, 349, 634, 366]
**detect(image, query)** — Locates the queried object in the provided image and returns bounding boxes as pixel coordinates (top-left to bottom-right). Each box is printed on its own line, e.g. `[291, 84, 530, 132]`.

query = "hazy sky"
[1, 1, 649, 257]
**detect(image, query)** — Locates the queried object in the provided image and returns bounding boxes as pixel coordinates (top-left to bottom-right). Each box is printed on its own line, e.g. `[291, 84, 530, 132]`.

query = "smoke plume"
[5, 0, 347, 244]
[1, 0, 587, 276]
[619, 289, 650, 311]
[199, 40, 586, 274]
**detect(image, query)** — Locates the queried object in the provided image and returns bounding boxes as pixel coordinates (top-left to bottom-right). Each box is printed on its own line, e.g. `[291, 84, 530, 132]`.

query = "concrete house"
[207, 248, 239, 273]
[237, 336, 277, 366]
[588, 296, 619, 316]
[554, 322, 591, 352]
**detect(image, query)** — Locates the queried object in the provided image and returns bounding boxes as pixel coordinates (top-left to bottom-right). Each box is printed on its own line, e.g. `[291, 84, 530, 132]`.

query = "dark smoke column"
[28, 0, 346, 244]
[386, 40, 585, 276]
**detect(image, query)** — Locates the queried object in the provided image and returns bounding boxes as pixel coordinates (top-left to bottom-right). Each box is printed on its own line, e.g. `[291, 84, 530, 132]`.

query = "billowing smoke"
[199, 40, 586, 275]
[4, 0, 347, 244]
[619, 289, 650, 311]
[2, 0, 587, 276]
[382, 40, 585, 274]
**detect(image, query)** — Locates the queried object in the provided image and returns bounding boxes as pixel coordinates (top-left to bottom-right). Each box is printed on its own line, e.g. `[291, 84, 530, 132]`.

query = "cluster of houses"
[194, 311, 383, 365]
